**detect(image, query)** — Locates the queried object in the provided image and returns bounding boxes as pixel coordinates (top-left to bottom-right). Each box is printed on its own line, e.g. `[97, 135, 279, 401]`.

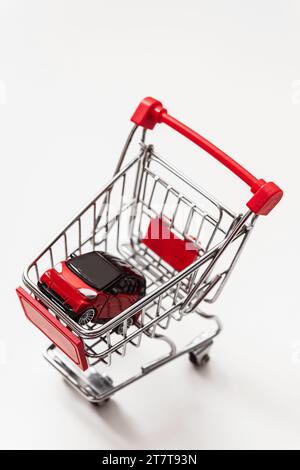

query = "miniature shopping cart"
[17, 97, 283, 404]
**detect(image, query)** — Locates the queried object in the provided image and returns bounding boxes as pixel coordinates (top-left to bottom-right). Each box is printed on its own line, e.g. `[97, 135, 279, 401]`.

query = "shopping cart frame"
[17, 97, 282, 404]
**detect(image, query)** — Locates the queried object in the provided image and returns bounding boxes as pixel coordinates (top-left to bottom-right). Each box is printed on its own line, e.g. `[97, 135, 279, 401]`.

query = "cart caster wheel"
[92, 398, 110, 407]
[189, 351, 210, 367]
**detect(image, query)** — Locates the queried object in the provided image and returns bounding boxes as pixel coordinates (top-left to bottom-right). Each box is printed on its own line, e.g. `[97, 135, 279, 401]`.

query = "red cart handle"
[131, 97, 283, 215]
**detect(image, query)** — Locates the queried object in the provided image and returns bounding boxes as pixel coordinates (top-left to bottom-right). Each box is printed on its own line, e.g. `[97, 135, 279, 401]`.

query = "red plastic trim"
[142, 217, 200, 271]
[16, 287, 88, 371]
[131, 97, 283, 215]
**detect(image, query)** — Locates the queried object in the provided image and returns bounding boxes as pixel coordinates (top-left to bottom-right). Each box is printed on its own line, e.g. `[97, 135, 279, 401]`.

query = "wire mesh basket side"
[23, 144, 255, 366]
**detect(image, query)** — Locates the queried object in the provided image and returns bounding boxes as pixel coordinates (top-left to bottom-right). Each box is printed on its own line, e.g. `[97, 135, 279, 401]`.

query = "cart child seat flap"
[142, 217, 200, 272]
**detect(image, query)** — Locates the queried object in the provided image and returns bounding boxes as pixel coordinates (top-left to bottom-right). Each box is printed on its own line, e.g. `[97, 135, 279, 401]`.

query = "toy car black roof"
[67, 251, 123, 291]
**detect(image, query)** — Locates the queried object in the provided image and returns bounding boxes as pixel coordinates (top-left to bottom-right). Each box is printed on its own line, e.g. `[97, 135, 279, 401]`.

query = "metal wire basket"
[17, 97, 282, 404]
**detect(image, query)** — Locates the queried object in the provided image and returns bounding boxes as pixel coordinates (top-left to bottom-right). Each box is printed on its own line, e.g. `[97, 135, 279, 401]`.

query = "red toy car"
[38, 251, 146, 331]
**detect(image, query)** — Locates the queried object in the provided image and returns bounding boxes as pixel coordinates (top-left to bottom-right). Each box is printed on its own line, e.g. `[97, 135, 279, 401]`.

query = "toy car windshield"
[67, 252, 123, 291]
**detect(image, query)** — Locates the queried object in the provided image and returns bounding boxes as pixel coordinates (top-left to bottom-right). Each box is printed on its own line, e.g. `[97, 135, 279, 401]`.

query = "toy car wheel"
[78, 308, 95, 326]
[115, 318, 133, 335]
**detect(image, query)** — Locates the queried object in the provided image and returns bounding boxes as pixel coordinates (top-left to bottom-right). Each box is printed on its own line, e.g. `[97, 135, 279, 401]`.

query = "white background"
[0, 0, 299, 450]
